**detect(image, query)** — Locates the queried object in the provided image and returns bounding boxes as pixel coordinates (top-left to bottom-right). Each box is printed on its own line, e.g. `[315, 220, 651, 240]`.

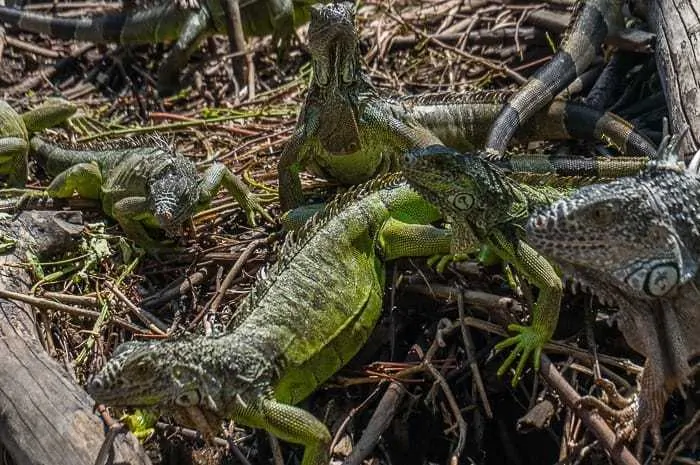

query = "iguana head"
[527, 133, 699, 299]
[307, 2, 361, 155]
[402, 145, 516, 224]
[87, 338, 223, 410]
[149, 163, 200, 234]
[527, 171, 692, 299]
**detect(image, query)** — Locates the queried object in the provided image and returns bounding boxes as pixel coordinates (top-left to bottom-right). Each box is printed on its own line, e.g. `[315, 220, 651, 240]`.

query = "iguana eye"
[644, 263, 679, 297]
[450, 193, 474, 212]
[588, 205, 613, 225]
[175, 390, 201, 407]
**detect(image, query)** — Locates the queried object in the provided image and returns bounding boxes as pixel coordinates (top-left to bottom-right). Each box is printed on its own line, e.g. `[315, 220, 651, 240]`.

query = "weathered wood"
[0, 210, 151, 465]
[650, 0, 700, 158]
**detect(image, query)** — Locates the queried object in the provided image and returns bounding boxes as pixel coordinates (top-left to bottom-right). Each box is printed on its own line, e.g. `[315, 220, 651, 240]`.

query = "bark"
[649, 0, 700, 158]
[0, 210, 151, 465]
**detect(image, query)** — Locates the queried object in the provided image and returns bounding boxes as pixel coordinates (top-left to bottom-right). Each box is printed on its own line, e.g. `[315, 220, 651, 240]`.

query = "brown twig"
[0, 288, 147, 334]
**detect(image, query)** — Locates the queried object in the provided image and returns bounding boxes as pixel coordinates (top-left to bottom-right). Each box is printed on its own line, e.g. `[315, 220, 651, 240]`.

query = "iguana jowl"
[278, 1, 656, 211]
[526, 134, 700, 444]
[0, 98, 76, 187]
[30, 135, 271, 249]
[87, 173, 452, 465]
[0, 0, 325, 94]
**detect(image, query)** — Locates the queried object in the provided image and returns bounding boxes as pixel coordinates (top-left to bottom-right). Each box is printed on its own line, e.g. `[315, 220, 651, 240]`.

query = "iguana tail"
[484, 0, 624, 157]
[30, 136, 133, 176]
[521, 100, 657, 158]
[0, 4, 190, 44]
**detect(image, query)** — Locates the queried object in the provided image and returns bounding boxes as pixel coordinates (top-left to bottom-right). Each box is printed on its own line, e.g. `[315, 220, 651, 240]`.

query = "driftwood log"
[0, 210, 151, 465]
[650, 0, 700, 158]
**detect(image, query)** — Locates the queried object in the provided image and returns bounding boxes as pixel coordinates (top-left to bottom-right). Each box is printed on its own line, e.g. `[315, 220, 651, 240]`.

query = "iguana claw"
[494, 323, 548, 386]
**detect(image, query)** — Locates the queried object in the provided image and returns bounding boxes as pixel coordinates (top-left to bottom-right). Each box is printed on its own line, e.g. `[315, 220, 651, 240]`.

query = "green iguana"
[87, 173, 452, 465]
[0, 98, 76, 187]
[484, 0, 625, 158]
[401, 145, 572, 384]
[525, 134, 700, 445]
[278, 1, 656, 211]
[0, 0, 325, 94]
[29, 135, 271, 249]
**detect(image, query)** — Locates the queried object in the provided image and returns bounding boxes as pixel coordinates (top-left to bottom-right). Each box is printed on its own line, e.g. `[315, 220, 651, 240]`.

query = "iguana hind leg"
[379, 218, 452, 261]
[46, 162, 102, 199]
[21, 98, 77, 133]
[198, 162, 273, 226]
[157, 9, 211, 96]
[0, 137, 29, 187]
[488, 229, 563, 385]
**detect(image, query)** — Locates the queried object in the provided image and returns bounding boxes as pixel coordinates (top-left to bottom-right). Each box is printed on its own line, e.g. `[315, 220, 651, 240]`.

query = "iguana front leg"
[230, 398, 331, 465]
[157, 9, 211, 95]
[278, 127, 311, 211]
[198, 162, 273, 226]
[487, 229, 563, 385]
[112, 196, 170, 250]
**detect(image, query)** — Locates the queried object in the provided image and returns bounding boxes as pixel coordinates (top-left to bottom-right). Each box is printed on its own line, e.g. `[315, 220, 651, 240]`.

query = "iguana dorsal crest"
[236, 172, 405, 321]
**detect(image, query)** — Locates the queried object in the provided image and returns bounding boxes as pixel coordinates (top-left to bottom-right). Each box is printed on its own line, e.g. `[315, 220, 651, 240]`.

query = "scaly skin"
[484, 0, 625, 157]
[87, 173, 452, 465]
[526, 135, 700, 445]
[0, 98, 76, 187]
[278, 1, 655, 211]
[31, 135, 271, 250]
[401, 144, 570, 384]
[0, 0, 326, 94]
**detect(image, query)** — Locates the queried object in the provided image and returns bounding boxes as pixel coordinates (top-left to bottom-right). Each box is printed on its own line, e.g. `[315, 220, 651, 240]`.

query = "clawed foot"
[245, 197, 275, 227]
[494, 323, 550, 386]
[577, 377, 663, 447]
[578, 378, 639, 442]
[119, 409, 158, 442]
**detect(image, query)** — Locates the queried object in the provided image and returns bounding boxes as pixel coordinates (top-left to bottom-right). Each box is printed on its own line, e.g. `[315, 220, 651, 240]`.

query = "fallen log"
[0, 210, 151, 465]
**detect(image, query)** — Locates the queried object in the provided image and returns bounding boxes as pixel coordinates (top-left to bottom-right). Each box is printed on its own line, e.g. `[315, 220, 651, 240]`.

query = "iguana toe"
[494, 323, 547, 385]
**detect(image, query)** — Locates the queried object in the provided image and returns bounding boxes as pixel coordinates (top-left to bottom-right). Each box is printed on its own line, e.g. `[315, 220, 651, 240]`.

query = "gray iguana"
[278, 1, 656, 211]
[29, 135, 271, 249]
[484, 0, 626, 158]
[0, 98, 76, 187]
[0, 0, 326, 94]
[525, 134, 700, 446]
[87, 172, 452, 465]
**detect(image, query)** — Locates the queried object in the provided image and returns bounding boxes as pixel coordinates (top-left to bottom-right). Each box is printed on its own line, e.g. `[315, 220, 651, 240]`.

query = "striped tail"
[532, 100, 658, 158]
[0, 4, 184, 44]
[484, 0, 624, 158]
